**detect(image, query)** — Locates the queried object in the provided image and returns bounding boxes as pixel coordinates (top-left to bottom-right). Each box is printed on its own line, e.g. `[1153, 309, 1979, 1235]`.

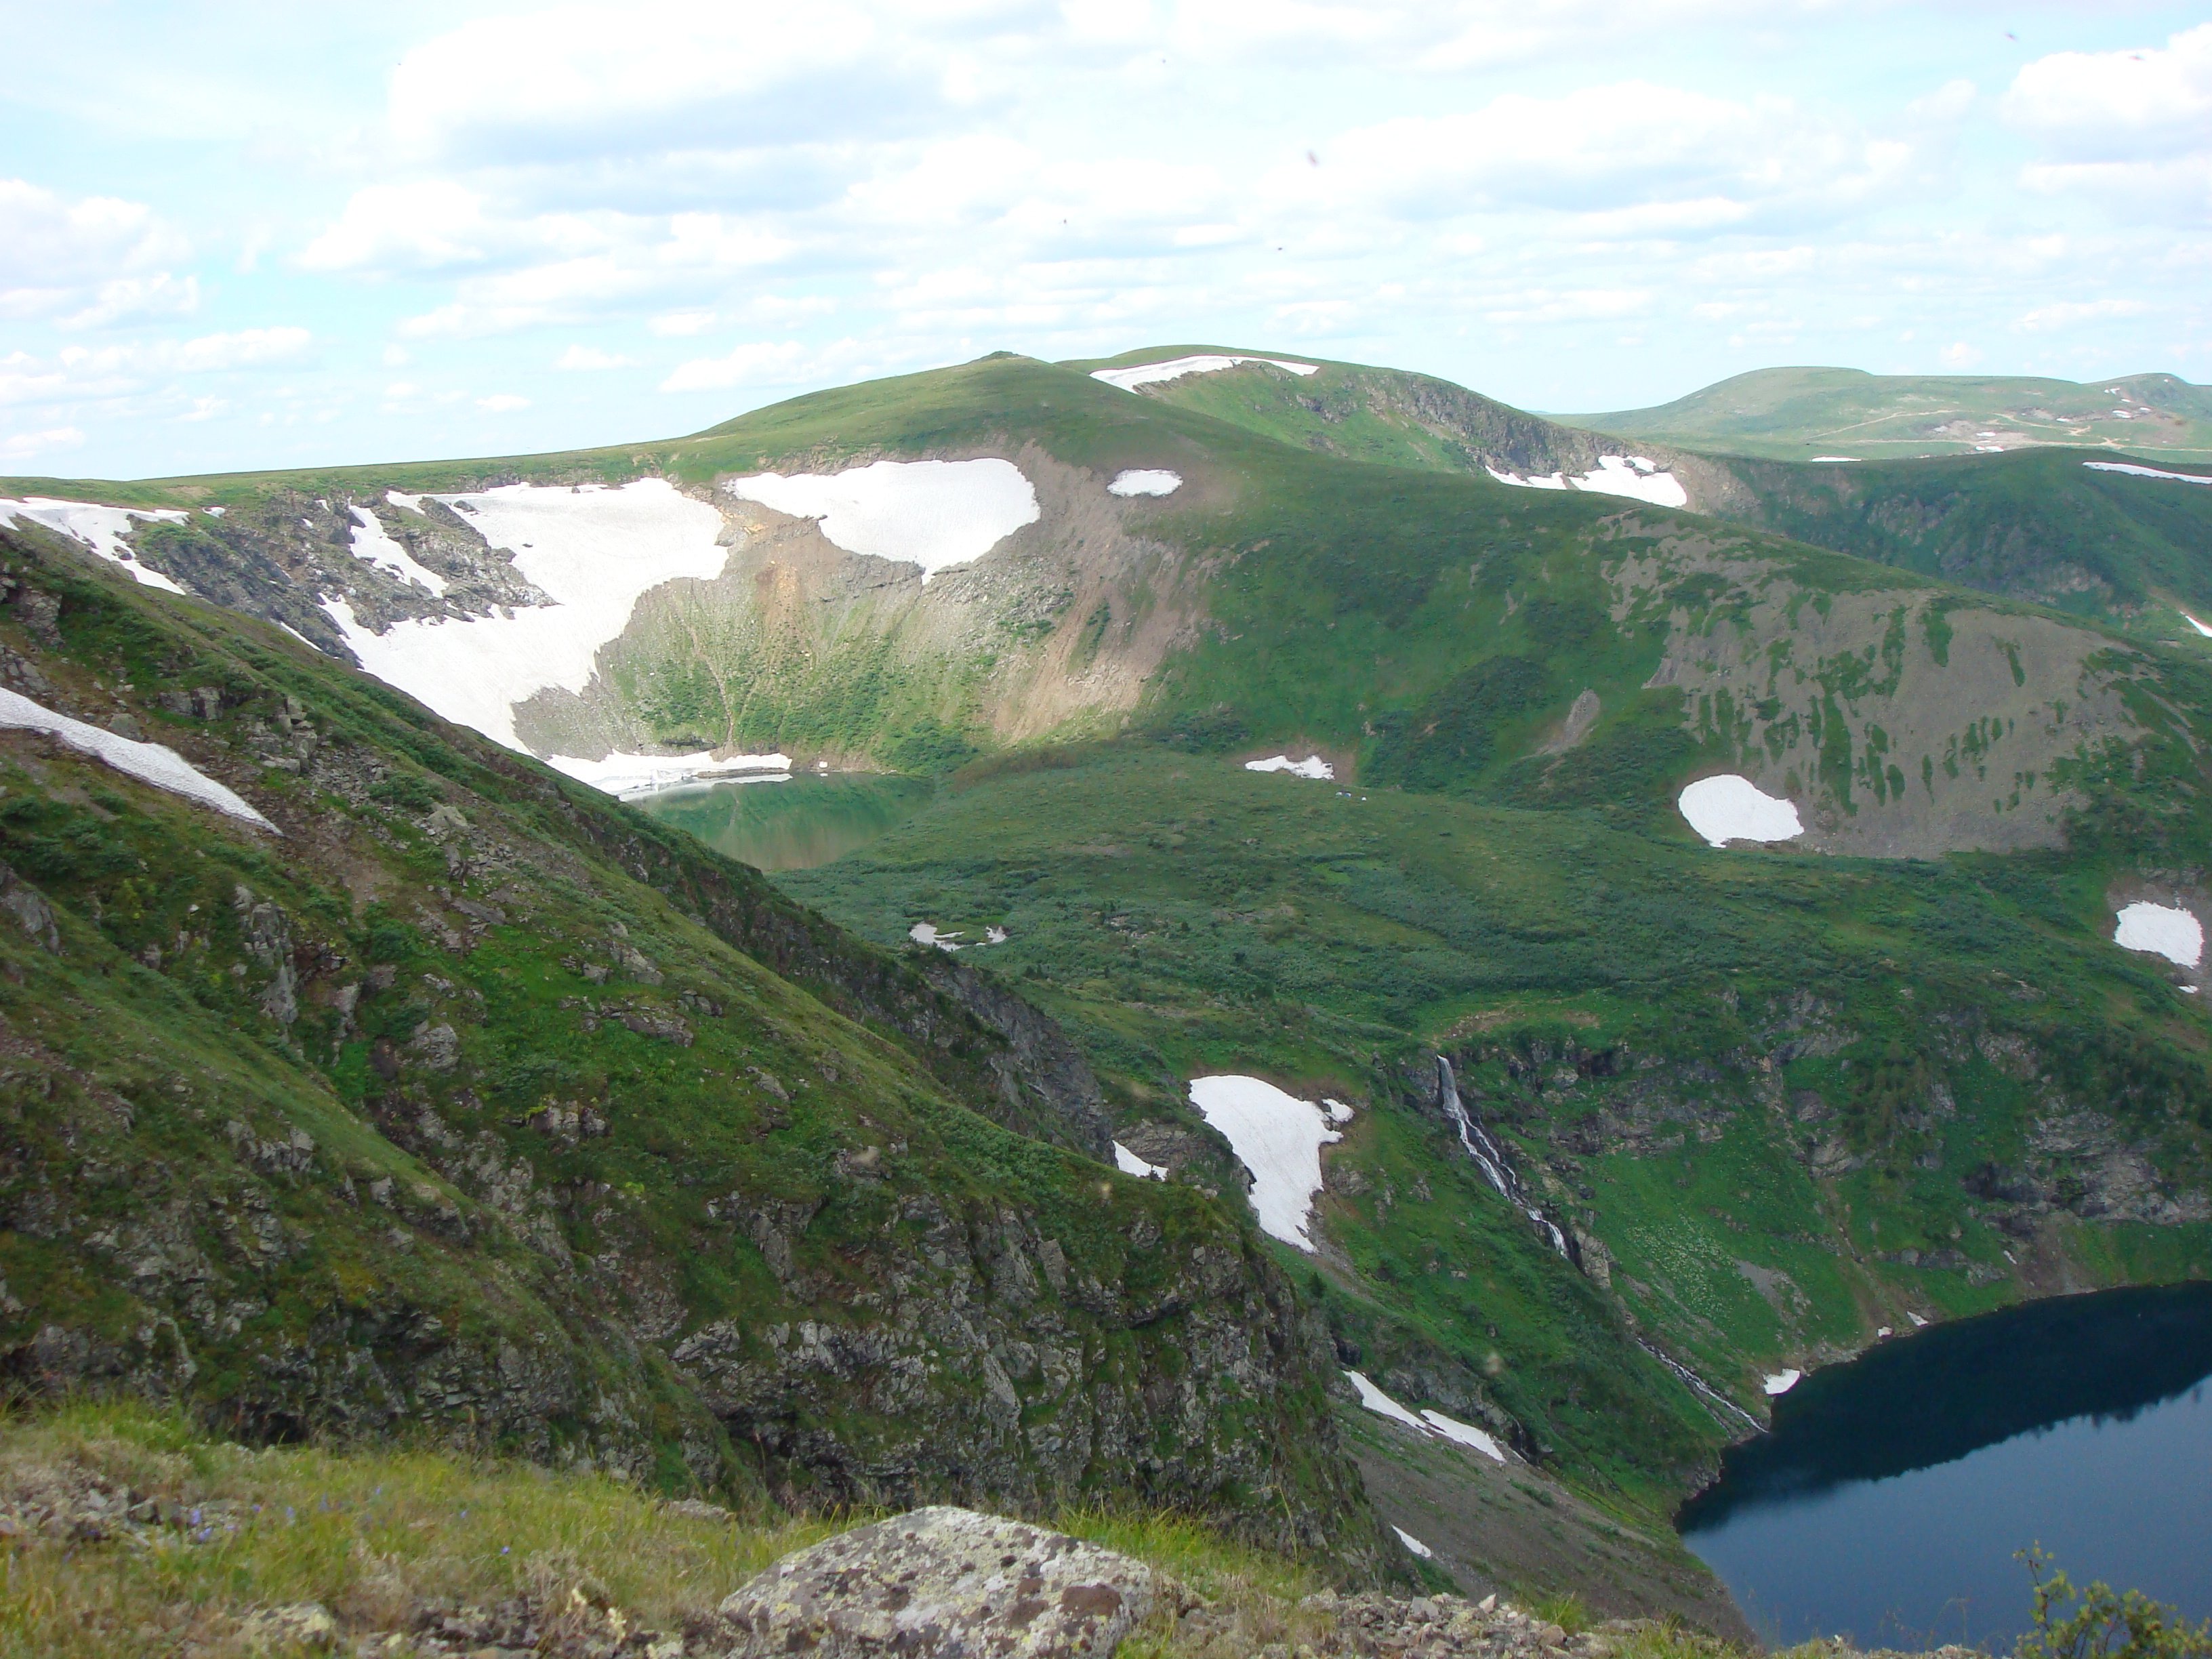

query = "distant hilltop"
[1551, 365, 2212, 462]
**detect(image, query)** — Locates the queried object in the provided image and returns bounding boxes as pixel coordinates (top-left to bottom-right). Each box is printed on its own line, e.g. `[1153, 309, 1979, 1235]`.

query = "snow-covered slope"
[0, 687, 274, 830]
[0, 497, 188, 593]
[725, 458, 1039, 580]
[322, 480, 729, 752]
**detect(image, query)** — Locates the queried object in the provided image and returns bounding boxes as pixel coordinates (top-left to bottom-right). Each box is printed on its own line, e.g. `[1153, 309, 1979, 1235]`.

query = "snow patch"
[1810, 456, 1861, 463]
[321, 479, 731, 752]
[1091, 354, 1319, 392]
[547, 749, 790, 800]
[1392, 1528, 1434, 1560]
[385, 489, 426, 514]
[1344, 1371, 1428, 1431]
[1107, 469, 1183, 497]
[1324, 1099, 1355, 1125]
[726, 459, 1038, 581]
[348, 506, 448, 596]
[2114, 901, 2203, 968]
[1113, 1142, 1168, 1181]
[1678, 775, 1803, 848]
[2085, 462, 2212, 487]
[1246, 754, 1334, 781]
[1191, 1074, 1342, 1252]
[203, 506, 226, 517]
[1486, 456, 1689, 509]
[1420, 1409, 1507, 1463]
[1763, 1369, 1801, 1396]
[1345, 1372, 1509, 1462]
[0, 497, 189, 594]
[0, 686, 274, 831]
[2182, 612, 2212, 639]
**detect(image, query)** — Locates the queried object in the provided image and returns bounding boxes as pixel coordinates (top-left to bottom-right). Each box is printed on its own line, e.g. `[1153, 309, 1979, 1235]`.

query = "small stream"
[1678, 1282, 2212, 1650]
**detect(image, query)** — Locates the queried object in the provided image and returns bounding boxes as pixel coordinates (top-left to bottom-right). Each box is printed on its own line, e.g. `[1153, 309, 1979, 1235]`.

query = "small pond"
[1679, 1282, 2212, 1651]
[634, 773, 933, 871]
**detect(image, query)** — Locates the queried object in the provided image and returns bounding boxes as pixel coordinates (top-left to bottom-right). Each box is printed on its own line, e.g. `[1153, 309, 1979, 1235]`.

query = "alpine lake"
[1680, 1282, 2212, 1650]
[635, 771, 934, 872]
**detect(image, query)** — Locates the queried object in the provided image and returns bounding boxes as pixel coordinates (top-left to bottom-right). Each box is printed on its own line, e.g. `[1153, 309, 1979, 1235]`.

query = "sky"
[1, 0, 2208, 480]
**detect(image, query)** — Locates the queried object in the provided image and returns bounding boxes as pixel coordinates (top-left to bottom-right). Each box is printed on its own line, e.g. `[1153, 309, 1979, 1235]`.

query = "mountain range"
[3, 345, 2209, 1621]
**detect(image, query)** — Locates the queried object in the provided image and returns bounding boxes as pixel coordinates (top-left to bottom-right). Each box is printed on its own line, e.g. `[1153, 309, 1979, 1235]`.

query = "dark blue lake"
[1678, 1283, 2212, 1651]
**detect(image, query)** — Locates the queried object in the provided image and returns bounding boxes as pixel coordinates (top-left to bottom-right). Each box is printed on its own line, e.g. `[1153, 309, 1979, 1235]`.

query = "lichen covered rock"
[716, 1507, 1152, 1658]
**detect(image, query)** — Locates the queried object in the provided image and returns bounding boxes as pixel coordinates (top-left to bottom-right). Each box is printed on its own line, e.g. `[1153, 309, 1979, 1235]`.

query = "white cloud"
[0, 425, 86, 464]
[649, 308, 719, 336]
[2005, 24, 2212, 160]
[1279, 82, 1914, 232]
[476, 393, 531, 411]
[169, 328, 313, 371]
[300, 180, 502, 273]
[57, 272, 201, 330]
[0, 178, 190, 327]
[2005, 26, 2212, 218]
[386, 1, 943, 166]
[2018, 298, 2147, 333]
[0, 328, 312, 409]
[1939, 340, 1980, 369]
[660, 340, 818, 392]
[555, 344, 636, 369]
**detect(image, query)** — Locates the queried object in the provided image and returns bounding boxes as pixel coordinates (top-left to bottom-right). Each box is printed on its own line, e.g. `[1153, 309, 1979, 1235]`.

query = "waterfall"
[1635, 1336, 1761, 1433]
[1435, 1057, 1571, 1259]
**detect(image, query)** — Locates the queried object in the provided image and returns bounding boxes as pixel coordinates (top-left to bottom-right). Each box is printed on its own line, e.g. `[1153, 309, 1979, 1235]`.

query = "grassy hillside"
[8, 347, 2212, 1616]
[1073, 350, 2212, 636]
[1552, 367, 2212, 462]
[762, 741, 2212, 1458]
[0, 513, 1379, 1561]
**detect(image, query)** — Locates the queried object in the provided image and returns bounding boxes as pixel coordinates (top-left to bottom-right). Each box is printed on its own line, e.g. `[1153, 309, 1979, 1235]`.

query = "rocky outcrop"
[716, 1507, 1152, 1658]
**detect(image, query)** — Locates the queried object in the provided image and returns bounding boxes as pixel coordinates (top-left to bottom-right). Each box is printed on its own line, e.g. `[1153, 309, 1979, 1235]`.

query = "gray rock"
[0, 862, 59, 953]
[717, 1507, 1153, 1658]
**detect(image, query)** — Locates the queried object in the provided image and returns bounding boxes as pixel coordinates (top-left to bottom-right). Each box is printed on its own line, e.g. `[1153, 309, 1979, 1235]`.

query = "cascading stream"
[1436, 1057, 1571, 1258]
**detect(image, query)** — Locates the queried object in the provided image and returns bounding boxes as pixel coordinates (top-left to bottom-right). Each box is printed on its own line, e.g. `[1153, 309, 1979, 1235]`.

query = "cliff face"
[0, 519, 1380, 1573]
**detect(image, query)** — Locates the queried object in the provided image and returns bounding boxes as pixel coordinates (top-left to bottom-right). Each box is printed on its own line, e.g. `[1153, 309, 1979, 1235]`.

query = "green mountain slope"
[7, 348, 2212, 1617]
[0, 516, 1379, 1561]
[1552, 367, 2212, 462]
[1065, 349, 2212, 637]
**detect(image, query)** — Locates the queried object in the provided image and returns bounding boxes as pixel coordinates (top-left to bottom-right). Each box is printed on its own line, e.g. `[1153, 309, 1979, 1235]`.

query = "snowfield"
[2086, 462, 2212, 487]
[546, 749, 790, 799]
[1486, 455, 1689, 510]
[348, 506, 447, 596]
[2114, 901, 2203, 968]
[726, 459, 1039, 581]
[1420, 1409, 1507, 1463]
[1107, 469, 1183, 497]
[1345, 1372, 1509, 1462]
[1189, 1074, 1343, 1252]
[0, 497, 190, 594]
[1345, 1371, 1427, 1430]
[1764, 1370, 1802, 1396]
[1678, 775, 1804, 848]
[0, 686, 274, 831]
[322, 479, 731, 752]
[1091, 354, 1319, 392]
[1113, 1142, 1168, 1180]
[1246, 754, 1334, 780]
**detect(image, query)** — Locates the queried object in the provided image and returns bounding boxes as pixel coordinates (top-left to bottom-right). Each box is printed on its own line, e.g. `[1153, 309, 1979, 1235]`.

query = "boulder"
[717, 1507, 1153, 1658]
